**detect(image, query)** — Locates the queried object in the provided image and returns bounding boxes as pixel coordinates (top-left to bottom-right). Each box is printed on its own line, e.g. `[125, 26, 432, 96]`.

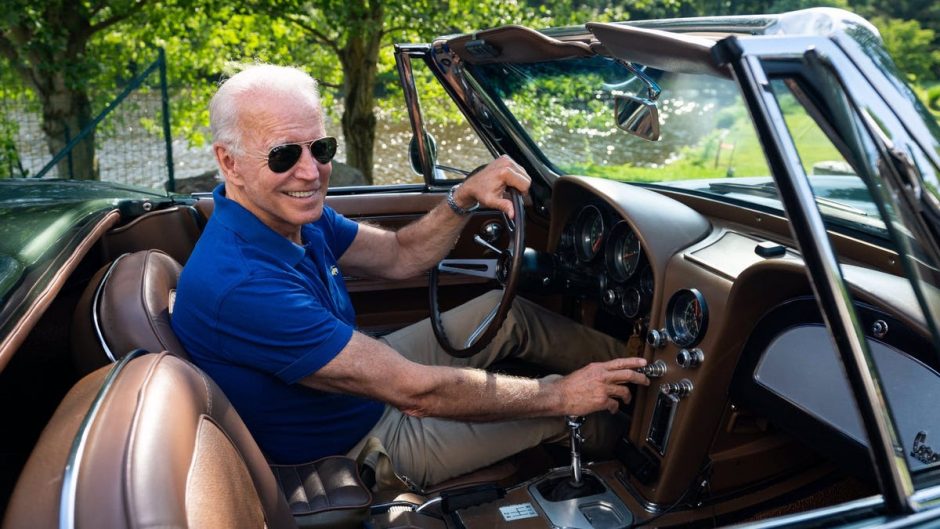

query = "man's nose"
[293, 147, 323, 181]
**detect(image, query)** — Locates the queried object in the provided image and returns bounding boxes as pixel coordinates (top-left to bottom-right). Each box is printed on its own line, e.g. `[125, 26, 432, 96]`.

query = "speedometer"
[575, 205, 605, 262]
[665, 289, 708, 347]
[605, 221, 642, 282]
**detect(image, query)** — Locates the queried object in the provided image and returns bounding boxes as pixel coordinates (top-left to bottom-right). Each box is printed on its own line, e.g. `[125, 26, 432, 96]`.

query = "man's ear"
[214, 144, 241, 184]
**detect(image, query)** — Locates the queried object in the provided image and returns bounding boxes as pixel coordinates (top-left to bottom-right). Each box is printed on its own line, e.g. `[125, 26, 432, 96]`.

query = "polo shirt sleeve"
[215, 274, 354, 384]
[318, 206, 359, 257]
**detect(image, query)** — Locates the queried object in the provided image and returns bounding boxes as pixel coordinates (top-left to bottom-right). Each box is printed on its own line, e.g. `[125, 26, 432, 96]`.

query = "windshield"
[468, 56, 886, 238]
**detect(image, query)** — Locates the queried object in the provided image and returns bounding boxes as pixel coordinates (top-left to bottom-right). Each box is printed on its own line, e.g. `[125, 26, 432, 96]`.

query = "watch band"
[447, 184, 480, 216]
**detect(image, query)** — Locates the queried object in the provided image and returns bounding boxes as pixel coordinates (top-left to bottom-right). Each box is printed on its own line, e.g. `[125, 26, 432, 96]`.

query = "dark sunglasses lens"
[311, 137, 337, 164]
[267, 144, 303, 173]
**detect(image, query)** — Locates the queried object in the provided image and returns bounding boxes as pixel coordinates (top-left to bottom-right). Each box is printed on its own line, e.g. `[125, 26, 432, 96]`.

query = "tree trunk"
[40, 82, 97, 180]
[338, 1, 384, 185]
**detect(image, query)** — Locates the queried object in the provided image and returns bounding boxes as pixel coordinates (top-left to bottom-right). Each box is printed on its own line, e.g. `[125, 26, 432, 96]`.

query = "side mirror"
[408, 132, 437, 176]
[614, 94, 661, 142]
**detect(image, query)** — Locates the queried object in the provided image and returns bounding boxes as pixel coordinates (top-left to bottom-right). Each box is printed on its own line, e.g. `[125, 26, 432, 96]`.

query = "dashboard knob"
[636, 359, 667, 378]
[603, 289, 617, 306]
[647, 329, 668, 348]
[676, 348, 704, 368]
[660, 379, 694, 398]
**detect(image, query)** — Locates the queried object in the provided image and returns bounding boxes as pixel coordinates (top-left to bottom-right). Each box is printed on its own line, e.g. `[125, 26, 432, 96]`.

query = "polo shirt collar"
[212, 184, 306, 266]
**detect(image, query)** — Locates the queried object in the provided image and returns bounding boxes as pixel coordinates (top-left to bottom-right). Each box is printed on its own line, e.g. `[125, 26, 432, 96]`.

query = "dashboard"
[543, 175, 938, 508]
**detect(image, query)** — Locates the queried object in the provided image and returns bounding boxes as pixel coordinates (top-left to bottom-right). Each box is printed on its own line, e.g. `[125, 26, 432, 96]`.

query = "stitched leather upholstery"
[272, 457, 373, 528]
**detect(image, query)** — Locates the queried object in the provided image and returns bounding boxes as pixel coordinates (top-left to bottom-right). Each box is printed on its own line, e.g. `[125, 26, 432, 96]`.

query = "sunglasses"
[266, 136, 337, 173]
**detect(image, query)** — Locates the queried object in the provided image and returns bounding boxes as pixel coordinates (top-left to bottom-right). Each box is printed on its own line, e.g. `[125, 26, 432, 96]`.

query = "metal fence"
[0, 49, 175, 191]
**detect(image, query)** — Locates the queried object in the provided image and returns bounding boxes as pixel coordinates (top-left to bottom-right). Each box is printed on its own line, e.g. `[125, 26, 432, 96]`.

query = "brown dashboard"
[544, 175, 933, 514]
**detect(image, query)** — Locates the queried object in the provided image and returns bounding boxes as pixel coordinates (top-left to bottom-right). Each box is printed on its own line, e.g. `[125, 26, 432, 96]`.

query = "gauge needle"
[593, 238, 603, 253]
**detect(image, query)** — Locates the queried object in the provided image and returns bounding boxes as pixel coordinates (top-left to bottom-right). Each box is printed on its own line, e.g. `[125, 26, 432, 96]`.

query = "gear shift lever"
[566, 415, 585, 486]
[536, 416, 605, 501]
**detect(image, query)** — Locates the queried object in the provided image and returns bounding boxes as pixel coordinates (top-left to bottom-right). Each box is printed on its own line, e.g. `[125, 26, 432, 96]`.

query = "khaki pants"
[347, 291, 627, 488]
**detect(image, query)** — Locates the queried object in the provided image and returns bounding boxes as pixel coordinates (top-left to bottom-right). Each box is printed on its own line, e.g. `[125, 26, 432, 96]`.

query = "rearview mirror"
[615, 94, 661, 142]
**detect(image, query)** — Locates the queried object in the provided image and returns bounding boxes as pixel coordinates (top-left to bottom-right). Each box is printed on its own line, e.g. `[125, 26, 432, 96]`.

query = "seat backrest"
[2, 352, 298, 529]
[72, 249, 188, 375]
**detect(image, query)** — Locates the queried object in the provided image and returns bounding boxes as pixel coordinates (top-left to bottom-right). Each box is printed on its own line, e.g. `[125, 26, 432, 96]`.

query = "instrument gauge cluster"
[556, 205, 653, 323]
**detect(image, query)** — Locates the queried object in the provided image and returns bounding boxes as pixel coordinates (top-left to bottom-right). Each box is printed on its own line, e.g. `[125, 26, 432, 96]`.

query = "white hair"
[209, 64, 322, 155]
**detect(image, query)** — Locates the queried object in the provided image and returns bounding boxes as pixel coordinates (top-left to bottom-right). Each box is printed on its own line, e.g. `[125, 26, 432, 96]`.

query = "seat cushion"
[271, 457, 372, 529]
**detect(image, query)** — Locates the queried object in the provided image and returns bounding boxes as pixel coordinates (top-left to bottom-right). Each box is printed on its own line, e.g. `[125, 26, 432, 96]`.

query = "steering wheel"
[429, 188, 526, 358]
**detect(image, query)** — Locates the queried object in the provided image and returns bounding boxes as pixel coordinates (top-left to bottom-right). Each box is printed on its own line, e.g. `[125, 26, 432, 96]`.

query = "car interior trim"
[89, 253, 131, 363]
[447, 24, 593, 65]
[730, 494, 884, 529]
[586, 21, 731, 78]
[59, 348, 147, 529]
[0, 210, 121, 373]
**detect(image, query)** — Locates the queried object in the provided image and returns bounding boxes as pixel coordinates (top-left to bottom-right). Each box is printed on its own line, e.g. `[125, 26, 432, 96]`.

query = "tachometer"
[605, 221, 642, 282]
[665, 289, 708, 347]
[575, 205, 605, 262]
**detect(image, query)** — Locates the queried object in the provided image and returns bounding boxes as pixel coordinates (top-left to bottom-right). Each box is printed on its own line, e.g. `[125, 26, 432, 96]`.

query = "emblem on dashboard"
[911, 431, 940, 464]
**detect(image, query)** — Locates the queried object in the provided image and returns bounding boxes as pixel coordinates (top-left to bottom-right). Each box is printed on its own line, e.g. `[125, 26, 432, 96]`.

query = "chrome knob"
[676, 348, 704, 369]
[603, 289, 617, 306]
[661, 379, 693, 398]
[647, 329, 668, 349]
[481, 221, 502, 243]
[636, 359, 667, 378]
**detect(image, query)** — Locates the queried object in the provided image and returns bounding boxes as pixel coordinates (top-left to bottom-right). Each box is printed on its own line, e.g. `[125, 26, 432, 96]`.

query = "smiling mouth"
[284, 190, 318, 199]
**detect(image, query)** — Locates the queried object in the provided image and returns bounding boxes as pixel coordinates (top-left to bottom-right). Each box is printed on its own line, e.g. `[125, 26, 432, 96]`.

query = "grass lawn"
[561, 109, 844, 184]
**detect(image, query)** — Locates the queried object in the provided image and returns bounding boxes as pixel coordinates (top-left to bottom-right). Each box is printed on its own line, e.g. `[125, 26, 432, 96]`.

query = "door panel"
[327, 192, 511, 335]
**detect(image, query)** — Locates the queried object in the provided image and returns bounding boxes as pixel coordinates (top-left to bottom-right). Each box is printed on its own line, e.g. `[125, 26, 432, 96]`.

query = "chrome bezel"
[665, 288, 709, 348]
[574, 205, 605, 262]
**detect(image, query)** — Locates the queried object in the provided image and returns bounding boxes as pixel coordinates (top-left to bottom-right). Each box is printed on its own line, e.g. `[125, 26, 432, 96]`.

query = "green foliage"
[871, 16, 940, 81]
[928, 85, 940, 112]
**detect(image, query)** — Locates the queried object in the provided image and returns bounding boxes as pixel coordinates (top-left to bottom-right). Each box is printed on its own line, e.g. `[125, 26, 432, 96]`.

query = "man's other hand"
[549, 357, 651, 415]
[455, 155, 532, 220]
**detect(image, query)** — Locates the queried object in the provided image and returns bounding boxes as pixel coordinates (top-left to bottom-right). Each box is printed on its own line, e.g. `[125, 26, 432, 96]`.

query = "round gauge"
[575, 205, 605, 262]
[621, 287, 642, 319]
[605, 221, 642, 282]
[639, 267, 654, 296]
[665, 289, 708, 347]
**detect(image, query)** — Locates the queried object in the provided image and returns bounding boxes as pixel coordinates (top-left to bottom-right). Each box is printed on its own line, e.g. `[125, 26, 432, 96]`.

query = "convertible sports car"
[3, 7, 940, 529]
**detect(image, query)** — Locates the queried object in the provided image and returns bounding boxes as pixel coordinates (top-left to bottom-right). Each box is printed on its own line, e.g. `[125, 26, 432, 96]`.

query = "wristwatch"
[447, 184, 480, 216]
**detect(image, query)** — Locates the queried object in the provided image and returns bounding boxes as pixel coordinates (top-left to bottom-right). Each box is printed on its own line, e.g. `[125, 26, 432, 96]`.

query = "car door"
[714, 31, 940, 526]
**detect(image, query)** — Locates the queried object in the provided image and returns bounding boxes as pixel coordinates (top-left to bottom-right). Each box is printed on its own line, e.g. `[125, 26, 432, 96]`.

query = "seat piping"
[90, 253, 131, 363]
[59, 348, 148, 529]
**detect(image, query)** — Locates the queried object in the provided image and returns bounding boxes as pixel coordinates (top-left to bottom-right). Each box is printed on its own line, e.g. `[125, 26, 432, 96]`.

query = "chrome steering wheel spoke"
[438, 259, 499, 280]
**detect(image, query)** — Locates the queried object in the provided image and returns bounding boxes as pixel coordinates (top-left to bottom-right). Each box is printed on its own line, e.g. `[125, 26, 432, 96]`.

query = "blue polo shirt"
[172, 185, 384, 464]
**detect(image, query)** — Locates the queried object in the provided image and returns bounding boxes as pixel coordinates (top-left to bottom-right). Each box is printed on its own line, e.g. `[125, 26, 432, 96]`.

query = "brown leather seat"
[66, 250, 378, 528]
[4, 353, 308, 528]
[71, 249, 187, 375]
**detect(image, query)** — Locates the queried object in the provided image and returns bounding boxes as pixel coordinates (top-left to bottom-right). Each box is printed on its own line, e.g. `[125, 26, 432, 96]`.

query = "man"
[172, 64, 649, 489]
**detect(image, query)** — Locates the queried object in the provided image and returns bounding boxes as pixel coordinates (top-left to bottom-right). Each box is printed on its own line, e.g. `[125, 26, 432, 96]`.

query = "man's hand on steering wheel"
[452, 155, 532, 220]
[430, 155, 532, 358]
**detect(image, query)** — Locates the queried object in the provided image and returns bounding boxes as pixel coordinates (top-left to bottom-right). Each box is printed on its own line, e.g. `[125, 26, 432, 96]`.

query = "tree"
[0, 1, 154, 179]
[871, 16, 940, 81]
